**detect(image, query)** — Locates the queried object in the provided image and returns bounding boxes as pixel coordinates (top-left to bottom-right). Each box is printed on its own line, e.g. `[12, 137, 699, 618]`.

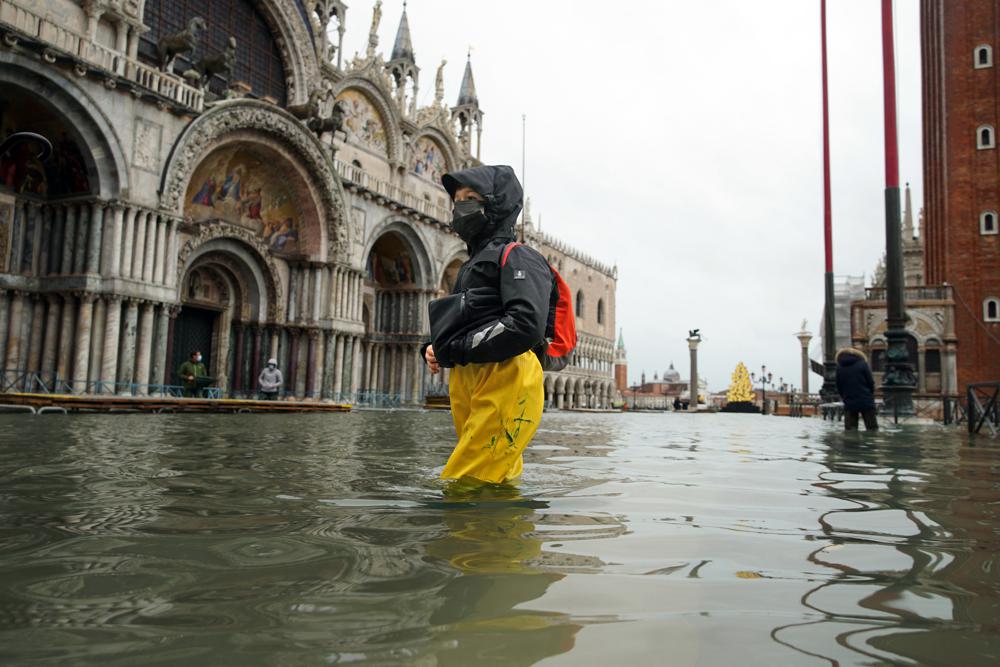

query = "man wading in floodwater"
[422, 165, 554, 485]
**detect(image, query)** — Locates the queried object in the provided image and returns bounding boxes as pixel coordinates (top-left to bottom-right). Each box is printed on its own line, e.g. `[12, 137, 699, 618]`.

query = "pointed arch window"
[597, 298, 605, 325]
[977, 125, 995, 149]
[985, 297, 1000, 322]
[976, 45, 994, 68]
[575, 289, 585, 319]
[982, 211, 998, 235]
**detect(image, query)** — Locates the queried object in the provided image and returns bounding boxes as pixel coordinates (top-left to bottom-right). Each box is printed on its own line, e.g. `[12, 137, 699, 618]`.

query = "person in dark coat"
[835, 347, 878, 431]
[422, 165, 553, 484]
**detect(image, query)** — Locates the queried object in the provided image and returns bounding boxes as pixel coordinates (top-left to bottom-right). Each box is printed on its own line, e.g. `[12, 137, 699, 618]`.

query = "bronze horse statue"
[158, 17, 207, 72]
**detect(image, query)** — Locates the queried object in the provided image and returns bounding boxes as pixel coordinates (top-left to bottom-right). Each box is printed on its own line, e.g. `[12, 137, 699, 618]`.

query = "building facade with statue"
[0, 0, 617, 406]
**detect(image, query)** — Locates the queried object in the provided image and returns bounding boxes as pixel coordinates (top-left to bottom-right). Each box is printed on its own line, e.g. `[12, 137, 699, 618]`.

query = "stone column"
[325, 267, 336, 320]
[134, 302, 155, 394]
[36, 205, 50, 277]
[796, 328, 812, 395]
[71, 294, 96, 393]
[332, 334, 345, 396]
[351, 336, 362, 394]
[294, 331, 308, 398]
[24, 296, 44, 377]
[48, 206, 64, 274]
[86, 203, 103, 275]
[56, 294, 75, 385]
[312, 266, 323, 322]
[411, 345, 422, 404]
[164, 307, 180, 389]
[120, 207, 136, 278]
[4, 291, 25, 372]
[305, 329, 319, 398]
[287, 267, 299, 323]
[688, 335, 701, 410]
[153, 216, 168, 284]
[100, 296, 122, 393]
[917, 345, 927, 394]
[339, 268, 349, 318]
[321, 331, 335, 399]
[59, 205, 75, 274]
[131, 211, 147, 279]
[40, 295, 62, 377]
[87, 297, 106, 388]
[269, 326, 280, 360]
[150, 305, 169, 390]
[142, 213, 157, 283]
[251, 327, 263, 395]
[74, 204, 90, 274]
[341, 336, 354, 396]
[166, 218, 180, 287]
[232, 323, 246, 396]
[106, 204, 125, 278]
[117, 299, 139, 392]
[287, 330, 300, 398]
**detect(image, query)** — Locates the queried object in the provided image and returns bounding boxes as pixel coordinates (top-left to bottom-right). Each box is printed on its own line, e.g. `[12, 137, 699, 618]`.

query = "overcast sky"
[338, 0, 923, 392]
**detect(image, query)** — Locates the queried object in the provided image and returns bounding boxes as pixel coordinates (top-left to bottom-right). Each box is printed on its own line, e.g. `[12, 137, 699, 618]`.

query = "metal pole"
[520, 113, 526, 242]
[820, 0, 838, 402]
[880, 0, 916, 415]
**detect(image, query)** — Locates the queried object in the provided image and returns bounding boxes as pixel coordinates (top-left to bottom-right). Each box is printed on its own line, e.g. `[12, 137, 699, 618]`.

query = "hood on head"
[267, 358, 278, 366]
[836, 347, 867, 366]
[442, 165, 523, 239]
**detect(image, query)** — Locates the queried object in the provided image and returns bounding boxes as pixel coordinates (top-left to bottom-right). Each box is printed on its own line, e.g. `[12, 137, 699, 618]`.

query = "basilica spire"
[457, 53, 478, 106]
[391, 1, 415, 63]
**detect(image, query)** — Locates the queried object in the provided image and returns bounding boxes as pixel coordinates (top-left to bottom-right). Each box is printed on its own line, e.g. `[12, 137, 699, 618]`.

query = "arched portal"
[172, 238, 277, 397]
[361, 222, 432, 402]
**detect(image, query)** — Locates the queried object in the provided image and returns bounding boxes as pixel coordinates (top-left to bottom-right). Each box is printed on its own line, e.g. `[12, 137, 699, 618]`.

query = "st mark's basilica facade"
[0, 0, 618, 408]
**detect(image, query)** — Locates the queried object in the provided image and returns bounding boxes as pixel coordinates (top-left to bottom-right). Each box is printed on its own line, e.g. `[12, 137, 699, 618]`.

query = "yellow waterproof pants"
[443, 350, 544, 484]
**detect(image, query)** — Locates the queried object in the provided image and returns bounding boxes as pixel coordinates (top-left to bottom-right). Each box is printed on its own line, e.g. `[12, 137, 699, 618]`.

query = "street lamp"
[751, 365, 774, 415]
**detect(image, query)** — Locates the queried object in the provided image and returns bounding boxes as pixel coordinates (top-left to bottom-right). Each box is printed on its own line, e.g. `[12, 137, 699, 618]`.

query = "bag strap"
[500, 241, 522, 267]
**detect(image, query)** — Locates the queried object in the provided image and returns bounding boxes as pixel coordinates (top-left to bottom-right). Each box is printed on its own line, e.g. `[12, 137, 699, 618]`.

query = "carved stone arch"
[159, 99, 349, 261]
[364, 216, 434, 290]
[333, 78, 403, 162]
[0, 50, 129, 200]
[906, 309, 946, 344]
[176, 223, 284, 323]
[413, 126, 461, 174]
[554, 375, 566, 393]
[544, 374, 555, 393]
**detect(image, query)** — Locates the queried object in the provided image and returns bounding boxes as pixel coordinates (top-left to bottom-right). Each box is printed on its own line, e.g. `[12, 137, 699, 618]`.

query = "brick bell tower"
[614, 329, 628, 393]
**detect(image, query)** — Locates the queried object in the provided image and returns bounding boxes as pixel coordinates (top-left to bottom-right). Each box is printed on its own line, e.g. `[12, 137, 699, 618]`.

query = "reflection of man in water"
[425, 485, 580, 663]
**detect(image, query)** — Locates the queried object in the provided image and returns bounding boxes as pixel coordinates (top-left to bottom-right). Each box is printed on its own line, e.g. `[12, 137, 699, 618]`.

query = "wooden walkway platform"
[0, 392, 352, 414]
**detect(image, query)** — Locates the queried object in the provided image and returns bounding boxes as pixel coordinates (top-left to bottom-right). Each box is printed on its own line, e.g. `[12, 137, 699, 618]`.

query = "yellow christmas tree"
[727, 362, 756, 403]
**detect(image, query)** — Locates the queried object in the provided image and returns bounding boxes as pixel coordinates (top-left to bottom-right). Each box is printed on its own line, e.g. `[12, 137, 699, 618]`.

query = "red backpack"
[501, 242, 578, 371]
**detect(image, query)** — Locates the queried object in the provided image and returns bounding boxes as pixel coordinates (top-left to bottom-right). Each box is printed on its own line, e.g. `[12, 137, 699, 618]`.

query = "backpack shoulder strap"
[500, 241, 523, 267]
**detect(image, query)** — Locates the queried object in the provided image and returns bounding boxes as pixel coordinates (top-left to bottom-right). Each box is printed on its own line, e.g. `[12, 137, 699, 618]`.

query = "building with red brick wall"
[922, 0, 1000, 388]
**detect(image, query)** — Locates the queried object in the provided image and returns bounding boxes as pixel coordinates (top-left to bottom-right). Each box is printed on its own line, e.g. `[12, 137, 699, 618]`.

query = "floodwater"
[0, 411, 998, 666]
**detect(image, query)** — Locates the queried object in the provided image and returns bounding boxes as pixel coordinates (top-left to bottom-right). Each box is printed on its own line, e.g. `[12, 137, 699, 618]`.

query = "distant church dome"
[663, 362, 681, 382]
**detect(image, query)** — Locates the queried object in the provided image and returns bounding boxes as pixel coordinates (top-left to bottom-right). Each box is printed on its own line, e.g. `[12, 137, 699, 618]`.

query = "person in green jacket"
[177, 350, 207, 397]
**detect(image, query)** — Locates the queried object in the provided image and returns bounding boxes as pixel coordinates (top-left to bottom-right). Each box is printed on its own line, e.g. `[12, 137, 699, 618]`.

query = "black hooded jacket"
[835, 351, 877, 412]
[427, 165, 553, 367]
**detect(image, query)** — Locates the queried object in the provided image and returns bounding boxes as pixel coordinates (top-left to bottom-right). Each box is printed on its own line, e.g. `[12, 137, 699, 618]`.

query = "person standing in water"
[423, 165, 553, 484]
[835, 347, 879, 431]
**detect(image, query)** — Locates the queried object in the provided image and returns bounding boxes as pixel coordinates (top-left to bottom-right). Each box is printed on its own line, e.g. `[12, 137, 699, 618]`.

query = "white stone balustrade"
[0, 0, 204, 111]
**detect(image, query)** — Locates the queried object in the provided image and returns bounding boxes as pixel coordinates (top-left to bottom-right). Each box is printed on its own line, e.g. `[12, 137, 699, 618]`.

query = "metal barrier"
[351, 391, 403, 408]
[968, 382, 1000, 437]
[1, 370, 221, 399]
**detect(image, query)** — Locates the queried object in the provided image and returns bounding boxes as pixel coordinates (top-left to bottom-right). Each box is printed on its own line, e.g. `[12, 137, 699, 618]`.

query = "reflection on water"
[0, 412, 998, 665]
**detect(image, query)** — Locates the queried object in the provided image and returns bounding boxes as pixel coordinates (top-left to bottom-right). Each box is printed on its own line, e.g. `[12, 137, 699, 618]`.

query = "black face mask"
[451, 199, 489, 243]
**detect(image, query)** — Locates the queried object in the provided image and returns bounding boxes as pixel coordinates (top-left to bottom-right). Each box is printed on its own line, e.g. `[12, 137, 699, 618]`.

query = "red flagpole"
[820, 0, 837, 399]
[881, 0, 900, 188]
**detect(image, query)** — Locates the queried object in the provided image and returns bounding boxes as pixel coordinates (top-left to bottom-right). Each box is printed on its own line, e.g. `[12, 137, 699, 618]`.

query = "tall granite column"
[153, 216, 167, 284]
[120, 207, 136, 277]
[796, 328, 813, 395]
[72, 203, 89, 274]
[351, 336, 362, 394]
[25, 296, 45, 379]
[131, 211, 147, 279]
[341, 336, 354, 398]
[333, 334, 345, 397]
[71, 294, 96, 393]
[4, 291, 25, 372]
[134, 302, 155, 394]
[687, 334, 701, 411]
[142, 214, 156, 283]
[85, 204, 103, 274]
[151, 304, 170, 391]
[56, 294, 75, 385]
[232, 323, 245, 397]
[117, 299, 139, 393]
[60, 205, 77, 274]
[100, 296, 122, 393]
[40, 295, 62, 378]
[87, 297, 106, 388]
